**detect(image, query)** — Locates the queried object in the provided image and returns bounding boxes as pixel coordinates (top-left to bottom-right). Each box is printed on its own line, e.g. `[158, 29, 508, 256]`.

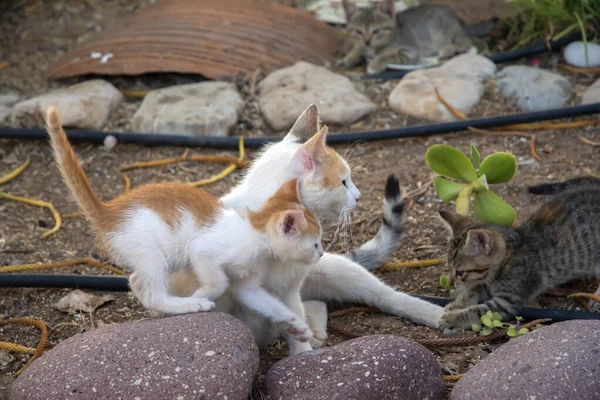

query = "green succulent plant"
[426, 144, 518, 227]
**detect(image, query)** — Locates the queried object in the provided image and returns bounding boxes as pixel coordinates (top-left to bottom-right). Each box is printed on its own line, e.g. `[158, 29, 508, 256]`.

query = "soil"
[0, 1, 599, 399]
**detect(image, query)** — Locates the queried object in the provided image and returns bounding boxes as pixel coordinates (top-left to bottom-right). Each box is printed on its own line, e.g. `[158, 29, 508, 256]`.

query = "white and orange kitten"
[171, 104, 444, 355]
[46, 107, 324, 344]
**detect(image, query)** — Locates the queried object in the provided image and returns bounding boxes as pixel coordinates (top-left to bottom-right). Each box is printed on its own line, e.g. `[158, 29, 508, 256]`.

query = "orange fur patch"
[321, 147, 347, 189]
[534, 203, 565, 223]
[249, 179, 320, 235]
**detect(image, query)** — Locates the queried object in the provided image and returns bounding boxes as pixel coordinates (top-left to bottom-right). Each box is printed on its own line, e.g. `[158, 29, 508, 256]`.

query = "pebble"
[451, 320, 600, 400]
[581, 78, 600, 105]
[131, 81, 244, 136]
[388, 54, 497, 122]
[563, 41, 600, 68]
[10, 80, 123, 129]
[10, 312, 259, 400]
[258, 61, 377, 131]
[496, 65, 572, 112]
[264, 334, 445, 400]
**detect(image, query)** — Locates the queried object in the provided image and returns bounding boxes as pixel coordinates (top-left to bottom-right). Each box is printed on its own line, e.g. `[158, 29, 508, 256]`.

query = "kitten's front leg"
[342, 42, 365, 68]
[303, 300, 328, 349]
[233, 284, 312, 343]
[439, 293, 523, 330]
[445, 284, 488, 311]
[367, 47, 417, 75]
[283, 291, 314, 356]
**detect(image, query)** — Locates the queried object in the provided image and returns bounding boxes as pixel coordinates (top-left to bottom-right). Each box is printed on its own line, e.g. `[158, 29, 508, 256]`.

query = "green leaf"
[470, 144, 481, 169]
[481, 328, 493, 336]
[481, 316, 493, 327]
[425, 145, 478, 183]
[471, 175, 489, 193]
[515, 316, 523, 321]
[493, 320, 503, 327]
[474, 190, 516, 227]
[491, 312, 502, 321]
[471, 323, 481, 333]
[518, 328, 529, 335]
[440, 275, 450, 288]
[479, 152, 518, 184]
[507, 328, 518, 337]
[433, 177, 466, 201]
[485, 311, 493, 318]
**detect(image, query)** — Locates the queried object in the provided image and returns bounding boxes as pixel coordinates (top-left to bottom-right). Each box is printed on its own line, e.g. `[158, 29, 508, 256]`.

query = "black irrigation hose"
[1, 103, 599, 150]
[1, 274, 598, 322]
[368, 32, 585, 81]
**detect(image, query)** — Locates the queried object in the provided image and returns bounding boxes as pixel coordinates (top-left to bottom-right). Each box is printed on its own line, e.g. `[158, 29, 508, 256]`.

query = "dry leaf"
[55, 290, 115, 314]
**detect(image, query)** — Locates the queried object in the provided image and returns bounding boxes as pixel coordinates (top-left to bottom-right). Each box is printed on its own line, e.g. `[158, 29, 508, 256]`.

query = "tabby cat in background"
[341, 0, 476, 74]
[438, 178, 600, 330]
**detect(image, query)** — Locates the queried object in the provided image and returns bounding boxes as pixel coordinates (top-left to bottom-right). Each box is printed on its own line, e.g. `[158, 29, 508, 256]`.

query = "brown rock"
[264, 334, 445, 400]
[451, 320, 600, 400]
[11, 312, 259, 400]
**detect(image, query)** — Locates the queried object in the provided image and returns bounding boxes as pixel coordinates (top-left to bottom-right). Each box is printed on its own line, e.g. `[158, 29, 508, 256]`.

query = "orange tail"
[45, 107, 106, 223]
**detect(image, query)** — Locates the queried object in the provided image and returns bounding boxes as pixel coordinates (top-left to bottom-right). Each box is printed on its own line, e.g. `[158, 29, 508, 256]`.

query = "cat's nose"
[364, 36, 372, 45]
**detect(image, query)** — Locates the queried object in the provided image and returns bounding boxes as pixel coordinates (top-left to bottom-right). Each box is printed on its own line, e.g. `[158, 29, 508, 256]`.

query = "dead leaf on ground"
[55, 290, 115, 314]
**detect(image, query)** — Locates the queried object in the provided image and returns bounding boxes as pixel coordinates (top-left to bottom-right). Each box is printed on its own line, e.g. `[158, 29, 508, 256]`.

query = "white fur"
[113, 205, 321, 343]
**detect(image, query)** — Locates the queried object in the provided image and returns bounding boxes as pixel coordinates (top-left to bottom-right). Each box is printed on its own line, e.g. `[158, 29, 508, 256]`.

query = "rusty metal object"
[48, 0, 343, 80]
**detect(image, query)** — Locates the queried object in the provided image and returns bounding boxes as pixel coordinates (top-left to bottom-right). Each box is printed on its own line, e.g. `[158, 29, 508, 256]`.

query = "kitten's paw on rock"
[309, 328, 328, 349]
[285, 317, 312, 343]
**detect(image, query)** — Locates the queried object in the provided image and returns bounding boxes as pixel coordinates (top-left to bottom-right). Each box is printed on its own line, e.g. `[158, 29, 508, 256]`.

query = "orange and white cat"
[45, 107, 323, 343]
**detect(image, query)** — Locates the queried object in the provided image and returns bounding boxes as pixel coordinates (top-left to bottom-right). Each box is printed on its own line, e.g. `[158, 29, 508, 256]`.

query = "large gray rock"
[264, 334, 445, 400]
[10, 80, 123, 129]
[132, 82, 244, 136]
[11, 312, 259, 400]
[389, 54, 497, 122]
[496, 66, 572, 112]
[258, 61, 377, 131]
[451, 320, 600, 400]
[582, 78, 600, 105]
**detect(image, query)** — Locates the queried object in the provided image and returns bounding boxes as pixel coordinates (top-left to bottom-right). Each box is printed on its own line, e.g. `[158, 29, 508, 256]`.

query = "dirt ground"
[1, 0, 599, 399]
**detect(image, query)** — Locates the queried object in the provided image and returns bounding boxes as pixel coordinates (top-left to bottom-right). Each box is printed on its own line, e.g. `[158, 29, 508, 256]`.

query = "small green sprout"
[425, 143, 518, 227]
[470, 312, 532, 339]
[440, 275, 450, 289]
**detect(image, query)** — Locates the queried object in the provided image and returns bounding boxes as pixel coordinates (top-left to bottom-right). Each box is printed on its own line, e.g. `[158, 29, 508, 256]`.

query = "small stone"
[10, 312, 259, 400]
[388, 54, 496, 122]
[563, 41, 600, 68]
[258, 61, 376, 131]
[10, 80, 123, 129]
[131, 82, 244, 137]
[496, 66, 572, 112]
[451, 320, 600, 400]
[582, 78, 600, 105]
[264, 335, 445, 400]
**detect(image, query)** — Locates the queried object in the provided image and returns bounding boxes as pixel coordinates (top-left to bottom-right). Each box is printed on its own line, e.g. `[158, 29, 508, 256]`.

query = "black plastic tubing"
[1, 102, 599, 150]
[2, 274, 598, 323]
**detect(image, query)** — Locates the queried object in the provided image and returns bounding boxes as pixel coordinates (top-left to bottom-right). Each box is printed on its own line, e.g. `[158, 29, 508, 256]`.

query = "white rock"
[132, 82, 244, 137]
[10, 80, 123, 129]
[563, 41, 600, 68]
[496, 66, 572, 112]
[258, 61, 377, 131]
[581, 78, 600, 105]
[388, 54, 497, 122]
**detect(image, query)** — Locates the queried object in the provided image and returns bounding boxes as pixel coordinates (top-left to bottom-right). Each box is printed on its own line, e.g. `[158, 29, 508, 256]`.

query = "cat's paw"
[183, 297, 215, 313]
[285, 317, 312, 343]
[310, 328, 328, 349]
[438, 311, 460, 331]
[444, 302, 462, 312]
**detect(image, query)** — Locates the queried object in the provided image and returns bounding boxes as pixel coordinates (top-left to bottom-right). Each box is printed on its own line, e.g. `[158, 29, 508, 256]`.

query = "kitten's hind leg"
[188, 254, 229, 301]
[130, 266, 214, 315]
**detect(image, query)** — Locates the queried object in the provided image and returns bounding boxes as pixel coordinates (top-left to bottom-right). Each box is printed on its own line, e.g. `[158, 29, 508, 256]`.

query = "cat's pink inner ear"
[293, 148, 315, 172]
[342, 0, 356, 19]
[377, 0, 395, 17]
[465, 229, 493, 256]
[280, 210, 305, 236]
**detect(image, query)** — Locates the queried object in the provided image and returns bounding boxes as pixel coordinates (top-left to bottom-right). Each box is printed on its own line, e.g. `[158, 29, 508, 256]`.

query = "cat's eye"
[456, 270, 464, 277]
[372, 28, 380, 34]
[314, 244, 319, 249]
[355, 29, 363, 35]
[342, 180, 347, 187]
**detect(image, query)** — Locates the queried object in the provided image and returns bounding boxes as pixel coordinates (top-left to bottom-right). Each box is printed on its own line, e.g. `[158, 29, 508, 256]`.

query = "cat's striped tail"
[45, 107, 106, 224]
[528, 176, 600, 195]
[345, 174, 405, 270]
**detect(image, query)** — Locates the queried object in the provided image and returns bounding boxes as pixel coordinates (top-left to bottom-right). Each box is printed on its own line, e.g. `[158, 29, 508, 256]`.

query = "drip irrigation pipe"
[369, 32, 586, 81]
[1, 274, 599, 322]
[1, 103, 599, 150]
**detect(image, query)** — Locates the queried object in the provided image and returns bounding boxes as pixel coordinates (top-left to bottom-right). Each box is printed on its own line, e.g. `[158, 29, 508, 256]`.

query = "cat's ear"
[342, 0, 357, 20]
[464, 229, 493, 256]
[291, 125, 328, 174]
[279, 210, 306, 236]
[376, 0, 395, 18]
[284, 104, 321, 143]
[278, 179, 299, 199]
[438, 210, 465, 234]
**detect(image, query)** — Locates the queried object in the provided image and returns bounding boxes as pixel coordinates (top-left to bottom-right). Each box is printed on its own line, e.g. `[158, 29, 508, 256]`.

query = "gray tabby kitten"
[341, 0, 474, 74]
[438, 183, 600, 330]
